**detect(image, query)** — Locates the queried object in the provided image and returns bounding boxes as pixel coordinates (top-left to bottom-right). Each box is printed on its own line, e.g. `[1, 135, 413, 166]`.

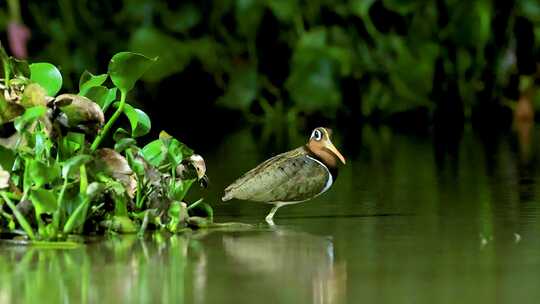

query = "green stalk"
[53, 178, 69, 232]
[2, 59, 10, 85]
[1, 191, 35, 240]
[90, 90, 126, 152]
[79, 164, 87, 194]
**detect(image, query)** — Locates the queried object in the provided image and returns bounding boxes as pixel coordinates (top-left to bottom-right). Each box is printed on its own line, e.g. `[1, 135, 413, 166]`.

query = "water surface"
[1, 126, 540, 303]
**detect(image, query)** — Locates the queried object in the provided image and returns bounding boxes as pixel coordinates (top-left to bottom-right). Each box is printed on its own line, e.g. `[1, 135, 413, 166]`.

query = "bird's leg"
[265, 204, 282, 225]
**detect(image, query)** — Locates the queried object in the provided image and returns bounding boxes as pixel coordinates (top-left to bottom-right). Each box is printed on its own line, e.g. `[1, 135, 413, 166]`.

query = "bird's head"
[307, 127, 346, 168]
[176, 154, 209, 188]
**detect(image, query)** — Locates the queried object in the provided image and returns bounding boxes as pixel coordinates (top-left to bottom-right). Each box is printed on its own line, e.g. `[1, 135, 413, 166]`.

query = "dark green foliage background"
[3, 0, 540, 124]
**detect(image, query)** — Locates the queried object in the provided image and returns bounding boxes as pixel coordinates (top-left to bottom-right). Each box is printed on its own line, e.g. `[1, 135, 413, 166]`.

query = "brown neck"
[306, 144, 338, 168]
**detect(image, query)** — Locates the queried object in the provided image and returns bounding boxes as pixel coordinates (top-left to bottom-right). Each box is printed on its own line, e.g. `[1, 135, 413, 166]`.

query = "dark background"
[2, 0, 540, 151]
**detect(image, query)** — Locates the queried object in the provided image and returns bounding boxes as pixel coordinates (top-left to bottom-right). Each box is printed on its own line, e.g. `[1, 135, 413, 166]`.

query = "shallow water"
[2, 126, 540, 303]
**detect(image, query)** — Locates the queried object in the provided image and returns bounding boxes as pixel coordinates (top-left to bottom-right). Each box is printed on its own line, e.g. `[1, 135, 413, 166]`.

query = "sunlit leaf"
[108, 52, 156, 93]
[30, 62, 63, 96]
[140, 139, 166, 167]
[79, 71, 108, 95]
[123, 103, 151, 138]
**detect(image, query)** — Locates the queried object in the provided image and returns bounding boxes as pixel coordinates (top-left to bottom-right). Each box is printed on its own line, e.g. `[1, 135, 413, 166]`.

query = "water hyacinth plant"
[0, 44, 213, 242]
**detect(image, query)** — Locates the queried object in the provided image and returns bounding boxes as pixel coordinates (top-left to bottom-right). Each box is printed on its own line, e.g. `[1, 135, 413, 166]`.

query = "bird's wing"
[223, 147, 329, 203]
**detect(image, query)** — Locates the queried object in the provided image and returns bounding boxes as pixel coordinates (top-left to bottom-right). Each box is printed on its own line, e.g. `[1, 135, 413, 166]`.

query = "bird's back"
[222, 147, 330, 203]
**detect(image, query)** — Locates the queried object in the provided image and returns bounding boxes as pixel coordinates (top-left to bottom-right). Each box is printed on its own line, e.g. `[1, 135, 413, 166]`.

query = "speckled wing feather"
[222, 147, 330, 203]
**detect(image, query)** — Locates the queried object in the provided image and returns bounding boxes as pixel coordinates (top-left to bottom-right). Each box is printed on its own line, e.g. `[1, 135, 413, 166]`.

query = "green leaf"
[30, 188, 58, 215]
[103, 88, 118, 112]
[126, 150, 145, 176]
[128, 27, 190, 82]
[123, 104, 151, 138]
[140, 139, 166, 167]
[64, 183, 103, 234]
[171, 179, 194, 201]
[79, 71, 108, 95]
[217, 64, 258, 110]
[167, 201, 188, 232]
[62, 154, 92, 179]
[108, 52, 157, 93]
[14, 106, 47, 132]
[82, 86, 109, 108]
[114, 138, 136, 153]
[59, 132, 85, 159]
[167, 138, 192, 167]
[10, 57, 30, 78]
[0, 146, 16, 172]
[30, 63, 63, 96]
[350, 0, 376, 17]
[26, 160, 61, 189]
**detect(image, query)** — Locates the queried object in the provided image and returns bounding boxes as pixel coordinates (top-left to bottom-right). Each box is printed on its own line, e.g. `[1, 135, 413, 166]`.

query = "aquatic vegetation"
[0, 44, 212, 241]
[5, 0, 540, 124]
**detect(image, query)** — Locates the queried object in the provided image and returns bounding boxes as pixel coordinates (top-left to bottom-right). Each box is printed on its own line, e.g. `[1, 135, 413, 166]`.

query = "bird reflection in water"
[221, 227, 347, 304]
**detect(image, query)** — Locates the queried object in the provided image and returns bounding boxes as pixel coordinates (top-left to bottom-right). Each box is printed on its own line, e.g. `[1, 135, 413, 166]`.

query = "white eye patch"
[311, 129, 322, 141]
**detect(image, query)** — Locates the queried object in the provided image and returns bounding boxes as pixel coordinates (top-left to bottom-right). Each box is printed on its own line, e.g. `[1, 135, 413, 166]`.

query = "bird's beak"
[324, 141, 346, 165]
[200, 175, 209, 188]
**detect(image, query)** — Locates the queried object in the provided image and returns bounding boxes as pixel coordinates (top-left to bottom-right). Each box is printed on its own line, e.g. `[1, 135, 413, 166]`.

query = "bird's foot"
[265, 215, 276, 226]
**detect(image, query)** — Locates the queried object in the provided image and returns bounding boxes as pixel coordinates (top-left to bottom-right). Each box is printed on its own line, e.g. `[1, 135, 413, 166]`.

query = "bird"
[222, 127, 346, 224]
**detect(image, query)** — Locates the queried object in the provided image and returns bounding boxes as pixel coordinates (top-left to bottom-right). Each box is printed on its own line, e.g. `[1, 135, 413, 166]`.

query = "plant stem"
[53, 178, 69, 232]
[3, 60, 10, 86]
[1, 191, 35, 240]
[90, 90, 126, 152]
[79, 164, 87, 194]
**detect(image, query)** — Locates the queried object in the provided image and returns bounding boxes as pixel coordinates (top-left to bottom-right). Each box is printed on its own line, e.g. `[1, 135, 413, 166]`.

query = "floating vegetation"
[0, 43, 212, 242]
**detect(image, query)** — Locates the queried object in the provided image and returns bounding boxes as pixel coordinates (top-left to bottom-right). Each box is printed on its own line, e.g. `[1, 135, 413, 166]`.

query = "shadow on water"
[2, 125, 540, 303]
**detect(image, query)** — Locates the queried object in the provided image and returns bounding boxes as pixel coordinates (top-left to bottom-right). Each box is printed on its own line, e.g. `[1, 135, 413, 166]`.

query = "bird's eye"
[312, 129, 322, 141]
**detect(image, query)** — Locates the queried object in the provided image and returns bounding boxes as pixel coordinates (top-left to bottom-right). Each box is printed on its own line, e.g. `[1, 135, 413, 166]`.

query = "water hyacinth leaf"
[114, 138, 136, 153]
[30, 188, 58, 215]
[9, 57, 30, 77]
[79, 71, 108, 95]
[113, 128, 130, 141]
[27, 160, 61, 188]
[62, 154, 92, 179]
[102, 215, 138, 233]
[172, 179, 194, 201]
[103, 88, 118, 112]
[167, 201, 188, 232]
[125, 150, 145, 176]
[123, 104, 151, 138]
[0, 146, 16, 172]
[108, 52, 157, 93]
[141, 139, 166, 167]
[60, 132, 85, 159]
[82, 86, 109, 108]
[14, 106, 47, 132]
[30, 62, 63, 96]
[64, 183, 103, 233]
